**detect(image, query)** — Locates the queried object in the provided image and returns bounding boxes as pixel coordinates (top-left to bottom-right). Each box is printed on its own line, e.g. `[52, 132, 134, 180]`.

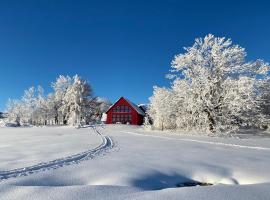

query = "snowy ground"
[0, 125, 270, 200]
[0, 126, 102, 171]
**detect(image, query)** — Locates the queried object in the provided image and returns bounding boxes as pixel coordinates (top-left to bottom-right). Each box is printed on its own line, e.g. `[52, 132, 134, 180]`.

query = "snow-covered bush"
[148, 34, 269, 135]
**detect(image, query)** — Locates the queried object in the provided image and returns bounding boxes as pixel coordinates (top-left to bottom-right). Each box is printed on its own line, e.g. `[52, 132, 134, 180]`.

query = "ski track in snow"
[0, 126, 114, 181]
[120, 131, 270, 151]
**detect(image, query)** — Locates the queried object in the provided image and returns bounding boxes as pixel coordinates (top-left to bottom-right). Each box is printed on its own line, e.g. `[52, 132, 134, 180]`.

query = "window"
[112, 105, 131, 113]
[124, 105, 131, 113]
[111, 114, 132, 124]
[120, 105, 124, 112]
[112, 114, 116, 123]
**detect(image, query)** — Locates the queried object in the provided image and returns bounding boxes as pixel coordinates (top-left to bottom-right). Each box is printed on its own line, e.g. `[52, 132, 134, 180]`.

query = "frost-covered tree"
[52, 75, 73, 125]
[6, 74, 104, 127]
[148, 87, 176, 130]
[20, 87, 37, 124]
[7, 86, 41, 125]
[6, 99, 24, 125]
[32, 86, 52, 125]
[90, 97, 111, 122]
[257, 78, 270, 128]
[149, 34, 269, 134]
[45, 93, 59, 125]
[63, 75, 93, 126]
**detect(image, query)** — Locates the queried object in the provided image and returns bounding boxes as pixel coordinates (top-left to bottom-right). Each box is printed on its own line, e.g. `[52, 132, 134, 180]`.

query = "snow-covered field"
[0, 126, 102, 171]
[0, 125, 270, 200]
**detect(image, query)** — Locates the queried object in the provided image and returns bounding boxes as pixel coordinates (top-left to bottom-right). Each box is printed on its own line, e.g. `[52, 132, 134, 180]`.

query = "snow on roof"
[138, 104, 149, 112]
[125, 98, 146, 116]
[0, 112, 7, 119]
[106, 97, 145, 116]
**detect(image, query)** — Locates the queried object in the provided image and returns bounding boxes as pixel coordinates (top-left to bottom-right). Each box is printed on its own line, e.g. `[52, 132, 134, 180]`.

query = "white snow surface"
[0, 125, 270, 200]
[0, 126, 102, 171]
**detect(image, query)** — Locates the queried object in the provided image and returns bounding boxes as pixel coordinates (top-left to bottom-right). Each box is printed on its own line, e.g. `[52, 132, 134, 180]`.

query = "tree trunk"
[204, 109, 215, 133]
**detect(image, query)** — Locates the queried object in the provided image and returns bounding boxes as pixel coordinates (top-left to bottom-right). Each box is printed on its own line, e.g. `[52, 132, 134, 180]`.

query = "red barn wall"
[106, 98, 144, 125]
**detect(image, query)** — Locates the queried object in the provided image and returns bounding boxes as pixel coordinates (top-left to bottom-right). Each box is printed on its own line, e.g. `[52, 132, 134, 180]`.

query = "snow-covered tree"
[148, 86, 176, 130]
[149, 34, 269, 134]
[45, 93, 59, 125]
[52, 75, 73, 125]
[20, 87, 37, 124]
[63, 75, 93, 126]
[90, 97, 111, 122]
[5, 74, 104, 127]
[6, 99, 24, 125]
[257, 78, 270, 128]
[32, 86, 52, 125]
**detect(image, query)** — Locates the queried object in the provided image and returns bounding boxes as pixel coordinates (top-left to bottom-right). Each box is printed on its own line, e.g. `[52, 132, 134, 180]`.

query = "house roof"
[138, 104, 148, 112]
[0, 112, 6, 119]
[125, 98, 146, 116]
[106, 97, 145, 116]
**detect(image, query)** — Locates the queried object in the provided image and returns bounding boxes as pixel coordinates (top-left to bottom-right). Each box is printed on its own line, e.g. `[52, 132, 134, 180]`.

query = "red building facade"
[106, 97, 145, 125]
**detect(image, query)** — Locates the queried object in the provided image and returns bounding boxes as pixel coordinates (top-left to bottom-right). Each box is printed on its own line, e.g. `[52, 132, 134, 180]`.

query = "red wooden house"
[106, 97, 145, 125]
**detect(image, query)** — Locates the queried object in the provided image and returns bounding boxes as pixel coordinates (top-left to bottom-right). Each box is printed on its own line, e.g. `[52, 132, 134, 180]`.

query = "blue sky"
[0, 0, 270, 111]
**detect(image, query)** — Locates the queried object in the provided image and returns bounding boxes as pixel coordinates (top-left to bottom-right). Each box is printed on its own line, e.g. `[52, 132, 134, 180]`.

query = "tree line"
[6, 75, 111, 126]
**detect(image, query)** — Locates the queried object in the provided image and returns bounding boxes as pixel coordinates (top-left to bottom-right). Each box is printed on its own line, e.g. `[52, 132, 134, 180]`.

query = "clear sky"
[0, 0, 270, 111]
